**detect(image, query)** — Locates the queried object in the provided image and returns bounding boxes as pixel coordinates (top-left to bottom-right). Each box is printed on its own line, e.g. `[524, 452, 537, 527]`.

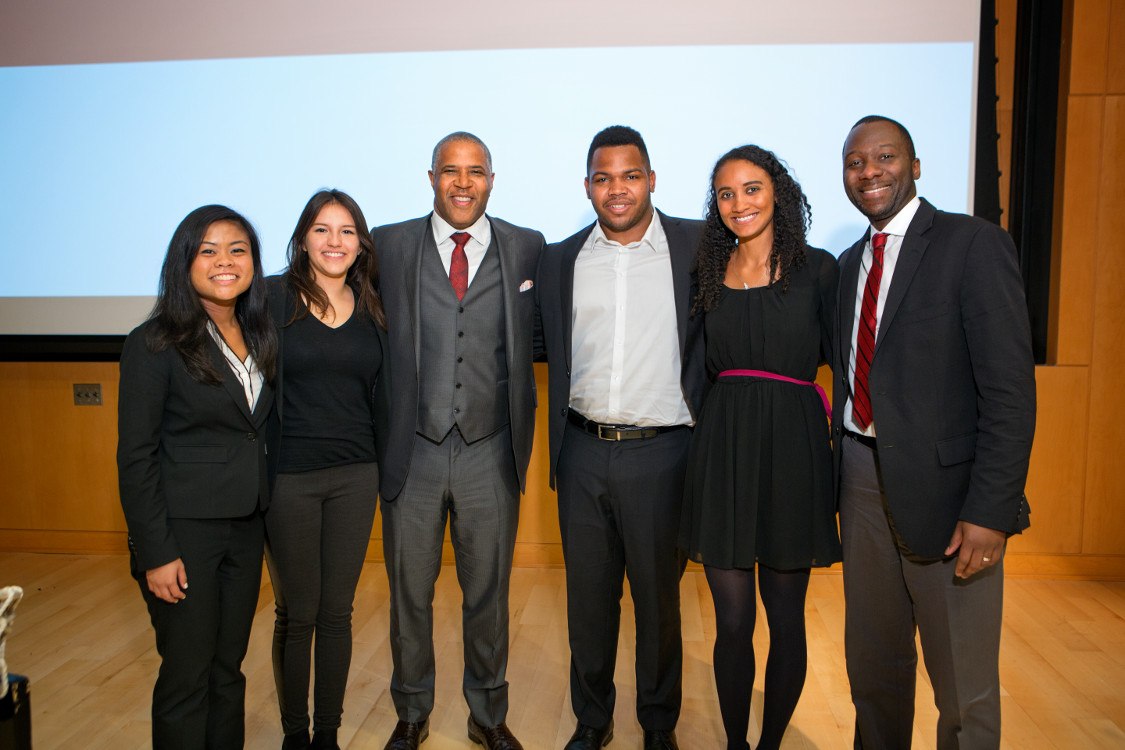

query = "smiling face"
[303, 202, 360, 283]
[585, 144, 656, 244]
[190, 220, 254, 316]
[842, 119, 921, 230]
[429, 138, 494, 229]
[714, 158, 775, 246]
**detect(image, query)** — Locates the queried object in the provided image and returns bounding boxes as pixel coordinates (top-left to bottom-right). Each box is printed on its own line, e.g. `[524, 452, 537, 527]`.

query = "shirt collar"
[430, 210, 491, 247]
[869, 195, 921, 240]
[591, 209, 661, 251]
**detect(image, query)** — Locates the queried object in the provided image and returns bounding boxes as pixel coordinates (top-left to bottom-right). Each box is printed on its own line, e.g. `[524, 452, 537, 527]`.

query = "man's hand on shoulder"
[945, 521, 1006, 579]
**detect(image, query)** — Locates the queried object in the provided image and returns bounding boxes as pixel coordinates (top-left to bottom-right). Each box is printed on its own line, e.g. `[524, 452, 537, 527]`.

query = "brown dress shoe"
[467, 716, 524, 750]
[383, 719, 429, 750]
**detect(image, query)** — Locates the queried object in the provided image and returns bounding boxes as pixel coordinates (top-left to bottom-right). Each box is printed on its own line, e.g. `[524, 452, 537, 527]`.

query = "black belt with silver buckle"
[567, 410, 684, 441]
[844, 429, 877, 450]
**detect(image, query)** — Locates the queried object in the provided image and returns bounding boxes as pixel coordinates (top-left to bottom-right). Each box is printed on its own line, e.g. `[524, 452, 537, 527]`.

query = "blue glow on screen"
[0, 43, 973, 298]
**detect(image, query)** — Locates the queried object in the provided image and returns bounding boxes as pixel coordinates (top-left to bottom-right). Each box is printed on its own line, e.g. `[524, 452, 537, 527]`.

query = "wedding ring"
[982, 556, 991, 562]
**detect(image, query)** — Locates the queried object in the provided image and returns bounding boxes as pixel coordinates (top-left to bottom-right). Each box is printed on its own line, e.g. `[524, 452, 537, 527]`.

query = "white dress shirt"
[569, 211, 693, 428]
[430, 211, 492, 286]
[844, 195, 922, 436]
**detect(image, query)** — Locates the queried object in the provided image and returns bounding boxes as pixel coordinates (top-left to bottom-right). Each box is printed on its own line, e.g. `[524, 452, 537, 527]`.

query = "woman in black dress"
[264, 189, 387, 750]
[118, 205, 277, 749]
[680, 146, 840, 750]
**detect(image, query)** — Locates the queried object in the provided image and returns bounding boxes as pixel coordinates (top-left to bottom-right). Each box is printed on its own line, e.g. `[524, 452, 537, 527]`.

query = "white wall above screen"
[0, 1, 981, 336]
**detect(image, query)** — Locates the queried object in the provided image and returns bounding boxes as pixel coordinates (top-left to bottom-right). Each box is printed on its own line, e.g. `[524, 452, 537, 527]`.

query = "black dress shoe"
[642, 729, 678, 750]
[311, 729, 340, 749]
[282, 730, 310, 750]
[383, 719, 430, 750]
[467, 717, 524, 750]
[563, 720, 614, 749]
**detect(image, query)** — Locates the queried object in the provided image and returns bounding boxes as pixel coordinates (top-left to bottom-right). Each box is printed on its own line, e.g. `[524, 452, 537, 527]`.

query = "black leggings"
[704, 564, 810, 750]
[265, 462, 378, 735]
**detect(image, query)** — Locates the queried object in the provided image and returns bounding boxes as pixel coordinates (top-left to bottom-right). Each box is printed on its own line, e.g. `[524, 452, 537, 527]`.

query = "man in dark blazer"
[832, 115, 1035, 749]
[372, 132, 543, 750]
[536, 126, 706, 750]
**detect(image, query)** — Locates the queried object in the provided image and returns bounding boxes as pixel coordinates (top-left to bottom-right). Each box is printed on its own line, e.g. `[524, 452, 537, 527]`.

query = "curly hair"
[284, 189, 386, 329]
[693, 145, 811, 314]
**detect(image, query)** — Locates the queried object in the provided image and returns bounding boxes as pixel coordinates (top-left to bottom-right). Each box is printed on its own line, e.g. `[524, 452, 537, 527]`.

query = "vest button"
[458, 331, 464, 338]
[456, 383, 462, 389]
[457, 356, 463, 363]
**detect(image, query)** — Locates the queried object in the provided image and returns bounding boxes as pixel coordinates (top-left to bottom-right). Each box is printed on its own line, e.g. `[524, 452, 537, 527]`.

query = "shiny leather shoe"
[642, 729, 678, 750]
[563, 720, 614, 749]
[382, 719, 429, 750]
[467, 717, 524, 750]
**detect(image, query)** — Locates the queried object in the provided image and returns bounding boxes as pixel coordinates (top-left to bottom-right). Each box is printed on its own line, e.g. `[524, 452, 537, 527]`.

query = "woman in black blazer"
[117, 204, 277, 749]
[264, 190, 387, 750]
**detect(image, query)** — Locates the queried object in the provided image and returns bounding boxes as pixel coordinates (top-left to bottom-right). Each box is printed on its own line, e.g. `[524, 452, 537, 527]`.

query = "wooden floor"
[2, 553, 1124, 749]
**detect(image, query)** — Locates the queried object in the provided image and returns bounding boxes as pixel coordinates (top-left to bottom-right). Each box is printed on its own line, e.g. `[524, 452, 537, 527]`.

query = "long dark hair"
[284, 189, 385, 328]
[693, 145, 811, 314]
[145, 205, 277, 383]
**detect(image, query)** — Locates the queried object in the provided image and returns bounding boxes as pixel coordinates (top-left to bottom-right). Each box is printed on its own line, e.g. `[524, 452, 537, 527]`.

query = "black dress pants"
[134, 513, 264, 750]
[556, 422, 690, 731]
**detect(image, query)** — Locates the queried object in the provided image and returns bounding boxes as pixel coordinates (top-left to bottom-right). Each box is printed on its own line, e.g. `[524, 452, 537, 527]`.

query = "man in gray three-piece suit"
[372, 132, 544, 750]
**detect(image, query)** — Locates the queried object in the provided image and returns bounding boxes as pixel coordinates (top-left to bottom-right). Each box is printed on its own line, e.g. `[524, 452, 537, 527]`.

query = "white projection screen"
[0, 0, 982, 338]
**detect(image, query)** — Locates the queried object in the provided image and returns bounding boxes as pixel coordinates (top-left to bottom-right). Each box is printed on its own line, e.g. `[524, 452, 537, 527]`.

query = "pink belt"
[718, 369, 831, 418]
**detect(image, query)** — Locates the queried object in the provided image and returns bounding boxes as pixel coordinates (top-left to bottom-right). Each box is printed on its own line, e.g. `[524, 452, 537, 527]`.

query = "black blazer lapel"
[660, 211, 694, 356]
[208, 340, 255, 425]
[560, 225, 593, 374]
[251, 379, 274, 428]
[875, 200, 936, 356]
[837, 235, 865, 376]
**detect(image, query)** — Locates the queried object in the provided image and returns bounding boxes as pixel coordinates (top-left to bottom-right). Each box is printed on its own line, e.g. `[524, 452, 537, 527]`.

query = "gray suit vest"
[417, 236, 509, 443]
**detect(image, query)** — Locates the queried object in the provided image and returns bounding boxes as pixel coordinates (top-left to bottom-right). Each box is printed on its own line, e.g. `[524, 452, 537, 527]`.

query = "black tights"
[704, 564, 811, 750]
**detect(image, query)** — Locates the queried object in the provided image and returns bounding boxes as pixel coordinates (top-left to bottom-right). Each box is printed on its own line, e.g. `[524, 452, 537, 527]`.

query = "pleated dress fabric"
[680, 247, 842, 571]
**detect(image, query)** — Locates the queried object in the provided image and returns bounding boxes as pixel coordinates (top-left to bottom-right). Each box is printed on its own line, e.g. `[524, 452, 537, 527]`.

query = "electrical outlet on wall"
[73, 383, 103, 406]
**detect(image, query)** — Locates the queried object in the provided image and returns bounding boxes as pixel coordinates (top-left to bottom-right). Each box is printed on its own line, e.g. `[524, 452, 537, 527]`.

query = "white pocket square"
[519, 279, 534, 292]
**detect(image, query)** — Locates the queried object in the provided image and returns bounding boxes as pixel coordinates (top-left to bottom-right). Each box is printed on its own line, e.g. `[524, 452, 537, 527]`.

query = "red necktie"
[851, 232, 887, 432]
[449, 231, 470, 301]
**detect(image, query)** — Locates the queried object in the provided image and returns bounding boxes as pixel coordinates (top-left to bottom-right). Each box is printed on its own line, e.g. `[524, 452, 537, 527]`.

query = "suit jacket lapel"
[409, 218, 431, 373]
[251, 379, 274, 427]
[837, 235, 865, 374]
[492, 219, 520, 373]
[659, 210, 693, 356]
[560, 225, 592, 374]
[209, 340, 255, 425]
[875, 200, 935, 355]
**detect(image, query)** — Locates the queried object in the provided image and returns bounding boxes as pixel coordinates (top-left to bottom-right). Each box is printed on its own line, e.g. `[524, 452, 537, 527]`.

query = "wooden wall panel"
[0, 363, 123, 533]
[1108, 0, 1125, 92]
[1054, 95, 1103, 365]
[1070, 0, 1110, 94]
[1015, 366, 1088, 554]
[1082, 94, 1125, 554]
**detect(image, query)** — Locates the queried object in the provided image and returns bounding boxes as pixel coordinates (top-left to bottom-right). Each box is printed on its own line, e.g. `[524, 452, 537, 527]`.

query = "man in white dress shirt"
[832, 116, 1035, 749]
[535, 126, 707, 750]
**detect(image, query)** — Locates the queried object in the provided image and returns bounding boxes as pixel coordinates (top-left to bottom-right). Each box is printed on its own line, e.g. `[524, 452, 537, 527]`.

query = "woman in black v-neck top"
[264, 190, 388, 750]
